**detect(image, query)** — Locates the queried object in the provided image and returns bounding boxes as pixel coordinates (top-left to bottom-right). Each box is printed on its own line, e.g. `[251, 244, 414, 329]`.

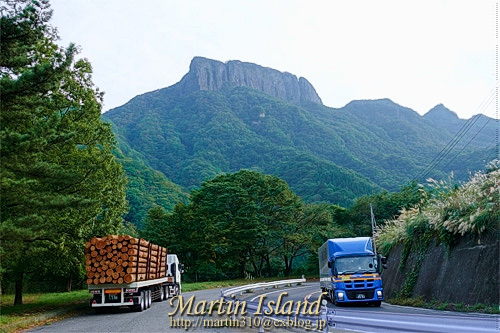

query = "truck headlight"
[376, 290, 383, 298]
[337, 292, 344, 301]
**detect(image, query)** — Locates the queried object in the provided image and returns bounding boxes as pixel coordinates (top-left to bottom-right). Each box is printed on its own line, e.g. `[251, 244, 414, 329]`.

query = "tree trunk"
[284, 255, 293, 276]
[239, 258, 246, 278]
[14, 272, 23, 306]
[265, 255, 272, 277]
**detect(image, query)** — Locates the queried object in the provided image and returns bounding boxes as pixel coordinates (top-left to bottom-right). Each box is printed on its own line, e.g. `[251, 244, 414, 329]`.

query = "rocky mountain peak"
[175, 57, 323, 105]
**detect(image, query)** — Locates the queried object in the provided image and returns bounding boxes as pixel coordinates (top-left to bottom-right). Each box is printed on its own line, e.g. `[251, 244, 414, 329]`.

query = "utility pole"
[370, 203, 377, 256]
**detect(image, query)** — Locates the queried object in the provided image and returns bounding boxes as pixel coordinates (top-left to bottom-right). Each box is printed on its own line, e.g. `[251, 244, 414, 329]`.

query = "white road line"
[337, 307, 499, 320]
[333, 315, 496, 332]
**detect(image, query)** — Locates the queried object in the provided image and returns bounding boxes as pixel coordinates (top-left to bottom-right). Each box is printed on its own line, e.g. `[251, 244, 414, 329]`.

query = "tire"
[164, 286, 169, 299]
[147, 290, 152, 308]
[373, 301, 382, 307]
[135, 291, 145, 312]
[158, 286, 165, 302]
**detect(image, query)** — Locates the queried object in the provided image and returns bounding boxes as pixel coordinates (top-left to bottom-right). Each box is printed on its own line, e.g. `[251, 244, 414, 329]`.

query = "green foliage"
[140, 170, 338, 280]
[0, 0, 127, 304]
[110, 126, 188, 227]
[103, 87, 388, 206]
[334, 181, 427, 239]
[104, 86, 494, 213]
[375, 162, 500, 256]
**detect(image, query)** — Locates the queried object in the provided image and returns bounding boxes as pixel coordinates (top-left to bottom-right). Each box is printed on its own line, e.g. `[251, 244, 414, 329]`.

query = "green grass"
[0, 276, 292, 332]
[181, 276, 295, 292]
[0, 290, 92, 332]
[182, 279, 250, 292]
[388, 297, 500, 314]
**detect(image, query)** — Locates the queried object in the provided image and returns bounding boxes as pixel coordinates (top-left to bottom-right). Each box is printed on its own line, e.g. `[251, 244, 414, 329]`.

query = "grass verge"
[387, 297, 500, 314]
[0, 290, 92, 333]
[182, 276, 300, 292]
[0, 276, 296, 332]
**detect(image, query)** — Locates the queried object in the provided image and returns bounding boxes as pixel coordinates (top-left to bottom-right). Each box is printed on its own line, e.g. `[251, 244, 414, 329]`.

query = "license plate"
[357, 294, 365, 299]
[108, 294, 119, 301]
[104, 289, 121, 294]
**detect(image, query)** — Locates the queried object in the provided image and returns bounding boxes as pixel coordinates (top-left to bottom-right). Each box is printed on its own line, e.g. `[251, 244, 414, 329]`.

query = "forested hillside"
[104, 57, 495, 220]
[109, 121, 188, 226]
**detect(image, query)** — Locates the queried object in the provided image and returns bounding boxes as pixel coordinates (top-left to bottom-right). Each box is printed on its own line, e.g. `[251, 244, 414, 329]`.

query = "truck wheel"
[158, 286, 165, 302]
[147, 290, 152, 308]
[135, 291, 145, 312]
[373, 301, 382, 307]
[163, 286, 169, 299]
[141, 291, 147, 311]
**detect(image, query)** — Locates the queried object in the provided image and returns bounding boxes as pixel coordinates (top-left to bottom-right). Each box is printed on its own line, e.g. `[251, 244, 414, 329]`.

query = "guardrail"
[220, 276, 306, 298]
[220, 277, 335, 333]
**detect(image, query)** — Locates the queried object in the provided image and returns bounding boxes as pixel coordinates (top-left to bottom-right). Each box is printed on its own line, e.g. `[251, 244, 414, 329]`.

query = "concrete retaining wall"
[381, 233, 499, 305]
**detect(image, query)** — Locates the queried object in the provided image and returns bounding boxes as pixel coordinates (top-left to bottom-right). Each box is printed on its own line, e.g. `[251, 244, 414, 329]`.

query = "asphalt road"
[31, 288, 257, 333]
[238, 283, 499, 333]
[31, 282, 499, 333]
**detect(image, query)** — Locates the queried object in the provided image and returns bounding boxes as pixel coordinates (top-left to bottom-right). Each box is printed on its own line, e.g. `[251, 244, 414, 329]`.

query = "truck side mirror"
[327, 261, 332, 268]
[381, 256, 387, 265]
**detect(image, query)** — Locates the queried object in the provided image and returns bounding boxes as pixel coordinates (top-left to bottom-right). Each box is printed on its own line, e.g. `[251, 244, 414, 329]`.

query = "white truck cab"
[166, 254, 182, 296]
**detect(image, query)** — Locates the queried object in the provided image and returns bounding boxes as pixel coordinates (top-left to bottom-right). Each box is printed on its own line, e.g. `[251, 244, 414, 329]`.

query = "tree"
[143, 170, 306, 281]
[341, 181, 426, 236]
[0, 0, 127, 304]
[279, 204, 333, 276]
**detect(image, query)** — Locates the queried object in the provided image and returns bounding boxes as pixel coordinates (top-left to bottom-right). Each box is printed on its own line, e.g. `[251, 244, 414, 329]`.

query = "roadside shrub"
[375, 160, 500, 252]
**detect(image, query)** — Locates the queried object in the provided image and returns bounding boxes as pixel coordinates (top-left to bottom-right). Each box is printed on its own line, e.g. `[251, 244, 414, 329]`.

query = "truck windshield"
[334, 256, 377, 275]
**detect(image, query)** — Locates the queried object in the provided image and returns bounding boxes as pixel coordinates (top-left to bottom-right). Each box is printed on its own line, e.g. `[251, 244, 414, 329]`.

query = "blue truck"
[319, 237, 386, 306]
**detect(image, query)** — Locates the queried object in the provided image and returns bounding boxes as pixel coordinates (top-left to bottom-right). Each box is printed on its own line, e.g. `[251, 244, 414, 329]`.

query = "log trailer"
[89, 254, 182, 311]
[319, 237, 387, 306]
[85, 235, 182, 312]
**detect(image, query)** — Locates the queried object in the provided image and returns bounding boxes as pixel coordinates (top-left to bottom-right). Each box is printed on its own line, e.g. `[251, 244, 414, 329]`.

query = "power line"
[413, 83, 498, 182]
[440, 116, 492, 172]
[417, 110, 486, 181]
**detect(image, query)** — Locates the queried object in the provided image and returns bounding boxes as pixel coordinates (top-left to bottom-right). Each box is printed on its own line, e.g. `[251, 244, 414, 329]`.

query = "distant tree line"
[139, 170, 425, 281]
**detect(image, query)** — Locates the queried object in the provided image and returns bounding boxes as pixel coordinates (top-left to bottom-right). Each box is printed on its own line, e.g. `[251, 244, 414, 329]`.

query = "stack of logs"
[85, 235, 167, 285]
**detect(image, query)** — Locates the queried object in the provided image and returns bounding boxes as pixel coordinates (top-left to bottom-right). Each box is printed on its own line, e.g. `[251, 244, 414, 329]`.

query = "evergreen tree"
[0, 0, 127, 304]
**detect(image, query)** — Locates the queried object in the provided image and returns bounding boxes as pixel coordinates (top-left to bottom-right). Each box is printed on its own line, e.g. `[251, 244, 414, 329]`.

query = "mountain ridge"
[171, 56, 323, 105]
[103, 57, 496, 225]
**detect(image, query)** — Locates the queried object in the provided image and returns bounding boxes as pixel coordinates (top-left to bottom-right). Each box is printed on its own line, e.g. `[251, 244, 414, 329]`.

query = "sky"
[49, 0, 498, 120]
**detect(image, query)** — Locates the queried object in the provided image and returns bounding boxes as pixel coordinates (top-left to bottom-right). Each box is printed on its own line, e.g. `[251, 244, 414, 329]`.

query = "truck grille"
[344, 280, 374, 289]
[346, 290, 374, 300]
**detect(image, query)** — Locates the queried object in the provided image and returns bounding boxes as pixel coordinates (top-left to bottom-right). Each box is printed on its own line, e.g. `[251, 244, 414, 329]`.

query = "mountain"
[103, 57, 496, 219]
[423, 104, 496, 148]
[175, 56, 322, 105]
[108, 120, 188, 226]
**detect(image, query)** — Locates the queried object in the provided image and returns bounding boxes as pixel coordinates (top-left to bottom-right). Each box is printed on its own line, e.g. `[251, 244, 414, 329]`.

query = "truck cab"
[319, 237, 386, 306]
[166, 254, 182, 296]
